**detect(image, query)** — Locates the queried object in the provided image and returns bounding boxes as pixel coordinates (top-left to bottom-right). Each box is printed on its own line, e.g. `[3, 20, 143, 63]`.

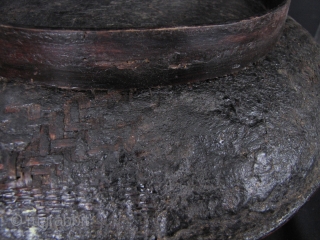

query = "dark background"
[288, 0, 320, 36]
[264, 0, 320, 239]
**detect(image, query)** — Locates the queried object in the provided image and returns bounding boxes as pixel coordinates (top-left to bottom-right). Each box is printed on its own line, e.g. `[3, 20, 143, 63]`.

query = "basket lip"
[0, 0, 291, 90]
[0, 0, 290, 33]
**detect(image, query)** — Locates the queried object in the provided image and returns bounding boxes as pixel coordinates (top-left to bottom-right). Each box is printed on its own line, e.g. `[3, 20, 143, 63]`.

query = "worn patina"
[0, 18, 320, 239]
[0, 0, 290, 89]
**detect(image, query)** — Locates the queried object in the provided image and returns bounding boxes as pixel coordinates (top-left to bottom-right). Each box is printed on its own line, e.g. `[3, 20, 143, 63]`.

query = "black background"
[264, 0, 320, 239]
[289, 0, 320, 36]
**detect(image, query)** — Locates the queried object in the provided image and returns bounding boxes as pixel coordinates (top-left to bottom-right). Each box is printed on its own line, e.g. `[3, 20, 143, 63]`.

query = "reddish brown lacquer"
[0, 0, 290, 89]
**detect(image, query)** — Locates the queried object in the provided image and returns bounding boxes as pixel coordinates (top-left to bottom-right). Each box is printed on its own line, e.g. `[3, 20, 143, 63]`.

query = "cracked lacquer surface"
[0, 18, 320, 239]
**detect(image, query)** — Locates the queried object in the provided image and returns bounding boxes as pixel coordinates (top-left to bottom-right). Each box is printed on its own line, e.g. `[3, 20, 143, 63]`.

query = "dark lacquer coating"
[0, 18, 320, 240]
[0, 0, 290, 89]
